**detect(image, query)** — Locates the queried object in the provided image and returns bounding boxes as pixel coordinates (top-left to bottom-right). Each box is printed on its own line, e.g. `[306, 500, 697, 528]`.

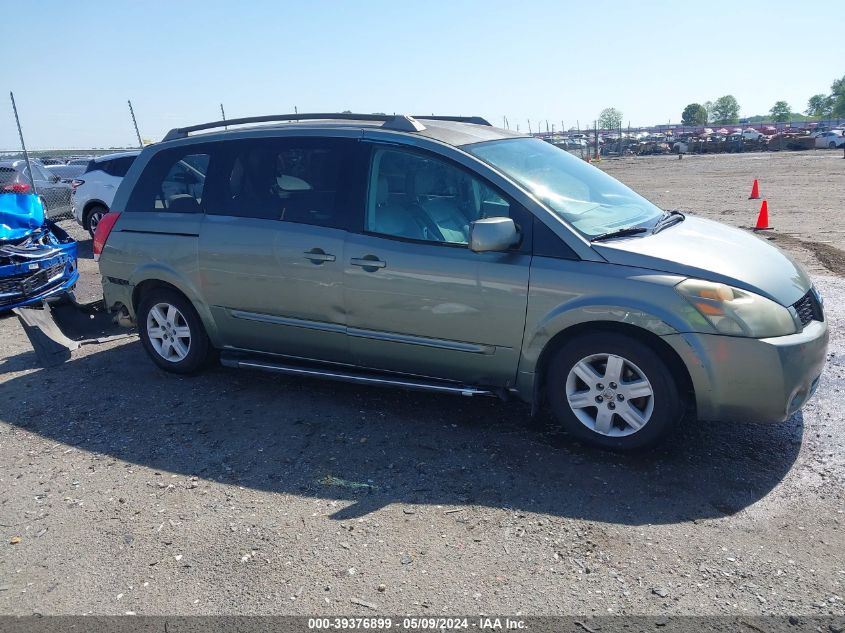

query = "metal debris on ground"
[317, 475, 377, 491]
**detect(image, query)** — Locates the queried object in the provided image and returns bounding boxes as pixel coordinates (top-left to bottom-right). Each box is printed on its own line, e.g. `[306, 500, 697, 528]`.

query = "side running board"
[220, 354, 493, 397]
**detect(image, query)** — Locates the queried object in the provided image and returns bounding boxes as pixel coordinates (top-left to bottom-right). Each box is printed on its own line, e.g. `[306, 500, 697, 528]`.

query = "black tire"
[84, 204, 108, 237]
[830, 142, 837, 149]
[546, 332, 682, 451]
[137, 288, 213, 374]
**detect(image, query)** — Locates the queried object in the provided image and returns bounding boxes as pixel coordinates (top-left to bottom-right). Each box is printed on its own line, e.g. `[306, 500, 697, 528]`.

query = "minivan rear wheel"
[138, 288, 212, 374]
[547, 332, 682, 451]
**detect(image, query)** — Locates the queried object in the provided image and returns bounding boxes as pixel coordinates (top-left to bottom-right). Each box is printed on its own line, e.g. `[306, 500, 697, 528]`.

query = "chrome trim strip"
[221, 358, 492, 397]
[347, 327, 494, 354]
[229, 310, 345, 335]
[228, 309, 493, 354]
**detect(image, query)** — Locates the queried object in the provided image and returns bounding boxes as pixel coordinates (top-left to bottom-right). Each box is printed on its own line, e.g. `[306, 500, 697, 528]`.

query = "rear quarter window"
[108, 156, 136, 177]
[125, 146, 213, 214]
[88, 159, 110, 175]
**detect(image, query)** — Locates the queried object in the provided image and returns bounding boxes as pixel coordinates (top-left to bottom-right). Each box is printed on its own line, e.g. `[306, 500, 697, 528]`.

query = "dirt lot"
[601, 150, 845, 277]
[0, 151, 843, 617]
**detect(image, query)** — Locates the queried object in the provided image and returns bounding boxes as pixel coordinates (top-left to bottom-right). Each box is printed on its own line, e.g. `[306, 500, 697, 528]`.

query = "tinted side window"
[0, 167, 18, 186]
[109, 156, 136, 177]
[211, 137, 356, 229]
[126, 147, 213, 213]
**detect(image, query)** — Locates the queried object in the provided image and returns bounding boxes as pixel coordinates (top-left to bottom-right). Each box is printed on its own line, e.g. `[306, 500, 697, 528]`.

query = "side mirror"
[469, 217, 519, 253]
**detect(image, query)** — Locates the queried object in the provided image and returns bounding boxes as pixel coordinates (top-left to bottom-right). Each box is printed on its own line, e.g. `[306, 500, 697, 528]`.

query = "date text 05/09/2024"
[307, 617, 527, 630]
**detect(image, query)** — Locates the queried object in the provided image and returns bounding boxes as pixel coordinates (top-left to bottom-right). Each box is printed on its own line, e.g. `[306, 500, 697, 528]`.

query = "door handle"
[303, 249, 336, 263]
[350, 256, 386, 269]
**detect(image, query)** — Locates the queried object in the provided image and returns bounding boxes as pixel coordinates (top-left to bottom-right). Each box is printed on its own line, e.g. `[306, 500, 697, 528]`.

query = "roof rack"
[414, 115, 491, 126]
[162, 113, 491, 141]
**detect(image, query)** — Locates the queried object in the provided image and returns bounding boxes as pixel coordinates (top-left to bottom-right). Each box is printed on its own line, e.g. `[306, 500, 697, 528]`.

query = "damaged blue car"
[1, 183, 78, 311]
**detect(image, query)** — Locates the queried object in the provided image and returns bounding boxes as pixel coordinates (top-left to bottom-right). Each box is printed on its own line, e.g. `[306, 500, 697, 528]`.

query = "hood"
[0, 190, 45, 242]
[593, 215, 811, 306]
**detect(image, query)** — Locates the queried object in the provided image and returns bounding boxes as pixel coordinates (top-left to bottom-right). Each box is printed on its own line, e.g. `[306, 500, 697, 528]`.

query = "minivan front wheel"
[138, 288, 212, 374]
[547, 333, 682, 451]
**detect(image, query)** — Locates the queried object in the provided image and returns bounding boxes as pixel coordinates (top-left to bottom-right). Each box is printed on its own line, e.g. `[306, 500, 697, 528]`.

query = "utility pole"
[527, 119, 532, 134]
[220, 103, 227, 130]
[594, 120, 599, 160]
[9, 91, 36, 193]
[128, 100, 143, 148]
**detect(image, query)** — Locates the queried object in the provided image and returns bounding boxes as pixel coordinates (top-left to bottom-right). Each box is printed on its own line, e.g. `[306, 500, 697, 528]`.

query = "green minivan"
[95, 114, 828, 450]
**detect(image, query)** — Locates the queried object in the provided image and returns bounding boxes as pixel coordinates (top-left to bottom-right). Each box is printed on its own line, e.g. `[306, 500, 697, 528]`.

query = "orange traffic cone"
[749, 179, 760, 199]
[753, 200, 772, 231]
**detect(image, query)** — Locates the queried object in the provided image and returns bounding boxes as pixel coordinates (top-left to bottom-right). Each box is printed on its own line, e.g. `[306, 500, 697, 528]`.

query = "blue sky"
[3, 0, 844, 148]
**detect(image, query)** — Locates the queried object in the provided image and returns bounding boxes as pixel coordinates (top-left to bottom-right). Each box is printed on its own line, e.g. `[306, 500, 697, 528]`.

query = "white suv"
[72, 150, 140, 235]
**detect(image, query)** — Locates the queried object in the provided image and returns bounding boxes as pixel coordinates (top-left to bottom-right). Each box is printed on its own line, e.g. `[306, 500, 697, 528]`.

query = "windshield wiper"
[590, 227, 648, 242]
[652, 209, 685, 234]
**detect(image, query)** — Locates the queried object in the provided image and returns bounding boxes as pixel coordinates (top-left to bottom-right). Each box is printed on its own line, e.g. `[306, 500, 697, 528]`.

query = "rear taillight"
[71, 179, 84, 190]
[93, 212, 121, 262]
[2, 183, 31, 193]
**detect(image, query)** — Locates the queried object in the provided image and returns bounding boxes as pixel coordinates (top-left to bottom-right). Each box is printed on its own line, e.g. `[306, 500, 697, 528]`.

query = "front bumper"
[664, 318, 829, 422]
[0, 270, 78, 311]
[0, 228, 79, 312]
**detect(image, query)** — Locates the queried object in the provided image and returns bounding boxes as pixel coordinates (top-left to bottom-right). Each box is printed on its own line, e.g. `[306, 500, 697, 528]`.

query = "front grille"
[792, 289, 823, 328]
[0, 262, 66, 305]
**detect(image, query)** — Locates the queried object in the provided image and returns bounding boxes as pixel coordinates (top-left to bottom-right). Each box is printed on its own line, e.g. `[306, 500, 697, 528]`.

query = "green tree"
[831, 75, 845, 117]
[681, 103, 708, 126]
[598, 107, 623, 130]
[806, 94, 833, 117]
[711, 95, 740, 124]
[769, 100, 791, 122]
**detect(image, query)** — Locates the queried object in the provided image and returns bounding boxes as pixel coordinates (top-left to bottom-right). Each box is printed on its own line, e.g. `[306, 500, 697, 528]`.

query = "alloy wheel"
[89, 210, 105, 234]
[565, 353, 655, 437]
[146, 302, 191, 362]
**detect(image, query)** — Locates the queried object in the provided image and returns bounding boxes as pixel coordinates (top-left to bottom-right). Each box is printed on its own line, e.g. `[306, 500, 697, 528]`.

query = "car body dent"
[105, 259, 221, 347]
[99, 211, 220, 346]
[662, 318, 828, 421]
[515, 259, 690, 396]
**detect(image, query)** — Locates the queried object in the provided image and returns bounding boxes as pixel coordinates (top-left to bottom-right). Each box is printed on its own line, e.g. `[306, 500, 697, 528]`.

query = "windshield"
[466, 138, 664, 237]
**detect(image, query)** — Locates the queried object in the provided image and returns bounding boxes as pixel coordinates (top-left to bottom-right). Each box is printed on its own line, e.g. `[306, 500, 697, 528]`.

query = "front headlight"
[676, 279, 797, 338]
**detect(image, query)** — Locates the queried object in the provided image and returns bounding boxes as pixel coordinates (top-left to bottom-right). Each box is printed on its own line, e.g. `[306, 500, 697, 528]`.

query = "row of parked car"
[545, 126, 845, 157]
[0, 151, 140, 235]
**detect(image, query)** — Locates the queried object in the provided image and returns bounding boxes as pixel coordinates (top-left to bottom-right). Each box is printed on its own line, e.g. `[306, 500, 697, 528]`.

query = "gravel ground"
[0, 151, 843, 616]
[600, 150, 845, 277]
